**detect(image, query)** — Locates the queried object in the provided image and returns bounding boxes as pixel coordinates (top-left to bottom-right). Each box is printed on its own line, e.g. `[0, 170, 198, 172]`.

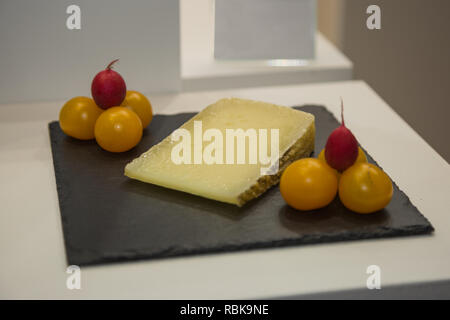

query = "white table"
[180, 0, 353, 91]
[1, 81, 449, 299]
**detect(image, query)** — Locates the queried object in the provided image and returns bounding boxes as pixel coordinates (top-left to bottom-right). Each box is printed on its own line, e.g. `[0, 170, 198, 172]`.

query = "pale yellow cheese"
[125, 98, 315, 206]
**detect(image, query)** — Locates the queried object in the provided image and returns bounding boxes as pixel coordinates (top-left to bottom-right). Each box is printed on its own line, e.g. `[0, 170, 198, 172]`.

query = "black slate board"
[48, 105, 434, 266]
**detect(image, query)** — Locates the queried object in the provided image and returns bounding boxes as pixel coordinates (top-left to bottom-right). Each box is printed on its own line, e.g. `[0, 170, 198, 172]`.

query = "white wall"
[0, 0, 181, 103]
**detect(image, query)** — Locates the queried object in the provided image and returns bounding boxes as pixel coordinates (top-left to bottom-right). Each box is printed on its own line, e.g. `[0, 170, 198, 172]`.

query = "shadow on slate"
[48, 105, 434, 266]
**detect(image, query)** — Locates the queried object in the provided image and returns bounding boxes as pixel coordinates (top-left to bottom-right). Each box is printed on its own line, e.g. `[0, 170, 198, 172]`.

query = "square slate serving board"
[48, 105, 434, 266]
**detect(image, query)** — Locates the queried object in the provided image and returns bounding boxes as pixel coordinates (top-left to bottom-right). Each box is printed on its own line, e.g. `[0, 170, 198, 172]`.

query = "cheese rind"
[125, 98, 315, 206]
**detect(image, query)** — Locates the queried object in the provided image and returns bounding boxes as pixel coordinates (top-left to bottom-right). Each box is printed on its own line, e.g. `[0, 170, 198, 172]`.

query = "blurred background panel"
[214, 0, 316, 60]
[181, 0, 352, 92]
[0, 0, 180, 104]
[318, 0, 450, 161]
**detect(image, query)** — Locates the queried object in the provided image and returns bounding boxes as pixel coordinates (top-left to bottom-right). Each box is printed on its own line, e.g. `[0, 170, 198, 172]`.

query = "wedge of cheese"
[125, 98, 315, 206]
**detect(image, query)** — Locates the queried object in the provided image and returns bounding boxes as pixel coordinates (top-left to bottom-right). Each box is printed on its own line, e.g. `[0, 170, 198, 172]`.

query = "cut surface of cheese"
[125, 98, 315, 206]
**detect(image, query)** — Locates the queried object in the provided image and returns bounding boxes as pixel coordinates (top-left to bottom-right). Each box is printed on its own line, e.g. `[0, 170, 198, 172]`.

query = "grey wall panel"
[214, 0, 316, 60]
[0, 0, 180, 103]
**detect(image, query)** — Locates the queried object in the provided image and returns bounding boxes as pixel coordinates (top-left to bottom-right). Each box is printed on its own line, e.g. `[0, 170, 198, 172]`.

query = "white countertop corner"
[0, 80, 449, 299]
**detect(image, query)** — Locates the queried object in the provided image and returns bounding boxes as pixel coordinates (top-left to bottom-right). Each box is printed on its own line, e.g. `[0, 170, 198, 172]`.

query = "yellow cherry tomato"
[318, 146, 367, 180]
[121, 90, 153, 128]
[59, 96, 103, 140]
[280, 158, 338, 211]
[355, 147, 368, 163]
[317, 149, 341, 179]
[94, 107, 143, 152]
[339, 163, 393, 214]
[318, 147, 367, 171]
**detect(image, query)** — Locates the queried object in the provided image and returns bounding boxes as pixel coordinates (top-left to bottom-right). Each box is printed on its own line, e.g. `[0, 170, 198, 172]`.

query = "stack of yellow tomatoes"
[281, 102, 393, 214]
[280, 147, 393, 215]
[59, 90, 152, 152]
[280, 147, 393, 214]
